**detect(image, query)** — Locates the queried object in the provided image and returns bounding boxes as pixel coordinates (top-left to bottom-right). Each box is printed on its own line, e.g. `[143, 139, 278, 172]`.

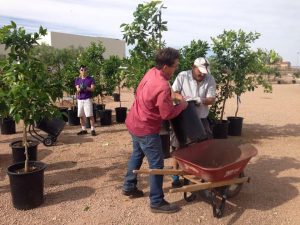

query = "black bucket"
[99, 109, 112, 126]
[95, 104, 105, 119]
[0, 117, 16, 135]
[68, 107, 80, 126]
[112, 93, 120, 102]
[170, 101, 207, 147]
[7, 161, 47, 210]
[115, 107, 127, 123]
[212, 120, 229, 139]
[227, 117, 243, 136]
[10, 140, 39, 163]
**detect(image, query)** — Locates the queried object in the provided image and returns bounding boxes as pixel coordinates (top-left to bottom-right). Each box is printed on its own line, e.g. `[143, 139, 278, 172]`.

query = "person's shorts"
[77, 98, 93, 117]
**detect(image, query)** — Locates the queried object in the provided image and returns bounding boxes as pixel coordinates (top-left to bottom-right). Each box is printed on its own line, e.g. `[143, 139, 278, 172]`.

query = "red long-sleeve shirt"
[126, 67, 186, 136]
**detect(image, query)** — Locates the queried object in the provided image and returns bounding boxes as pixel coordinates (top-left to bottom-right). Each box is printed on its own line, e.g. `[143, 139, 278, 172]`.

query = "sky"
[1, 0, 300, 66]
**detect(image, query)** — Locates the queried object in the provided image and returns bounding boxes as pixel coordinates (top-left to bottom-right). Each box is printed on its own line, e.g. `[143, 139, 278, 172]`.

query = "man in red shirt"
[122, 47, 188, 213]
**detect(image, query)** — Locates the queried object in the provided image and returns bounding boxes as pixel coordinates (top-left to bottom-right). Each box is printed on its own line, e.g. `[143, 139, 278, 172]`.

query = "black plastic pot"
[115, 107, 127, 123]
[212, 120, 229, 139]
[170, 101, 207, 147]
[99, 109, 112, 126]
[95, 104, 105, 111]
[112, 93, 120, 102]
[227, 116, 243, 136]
[7, 161, 47, 210]
[160, 134, 171, 159]
[95, 104, 105, 119]
[68, 107, 80, 126]
[0, 117, 16, 135]
[10, 140, 39, 163]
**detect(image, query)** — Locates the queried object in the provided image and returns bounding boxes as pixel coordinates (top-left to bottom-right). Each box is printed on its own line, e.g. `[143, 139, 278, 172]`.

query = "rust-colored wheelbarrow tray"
[172, 139, 258, 182]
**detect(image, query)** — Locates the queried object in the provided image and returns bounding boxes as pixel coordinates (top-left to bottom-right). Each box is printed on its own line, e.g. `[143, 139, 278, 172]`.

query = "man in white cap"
[170, 57, 216, 188]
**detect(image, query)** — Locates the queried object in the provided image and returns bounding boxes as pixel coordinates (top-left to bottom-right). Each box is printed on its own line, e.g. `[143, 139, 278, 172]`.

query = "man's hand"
[171, 92, 183, 105]
[80, 83, 86, 92]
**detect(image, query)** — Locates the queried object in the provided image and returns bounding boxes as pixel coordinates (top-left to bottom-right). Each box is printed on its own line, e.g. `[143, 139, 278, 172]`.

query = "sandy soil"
[0, 84, 300, 225]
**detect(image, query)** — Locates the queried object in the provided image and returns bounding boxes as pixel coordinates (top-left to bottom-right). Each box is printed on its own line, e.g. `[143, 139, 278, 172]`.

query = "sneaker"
[171, 179, 183, 188]
[122, 188, 144, 198]
[77, 130, 88, 135]
[91, 130, 96, 136]
[150, 200, 180, 214]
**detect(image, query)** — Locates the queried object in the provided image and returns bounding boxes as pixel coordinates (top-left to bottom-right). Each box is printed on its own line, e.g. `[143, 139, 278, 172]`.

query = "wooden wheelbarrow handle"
[169, 176, 250, 193]
[133, 169, 188, 175]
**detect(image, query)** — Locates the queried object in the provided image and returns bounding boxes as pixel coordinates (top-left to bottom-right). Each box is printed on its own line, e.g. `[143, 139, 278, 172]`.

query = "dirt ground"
[0, 84, 300, 225]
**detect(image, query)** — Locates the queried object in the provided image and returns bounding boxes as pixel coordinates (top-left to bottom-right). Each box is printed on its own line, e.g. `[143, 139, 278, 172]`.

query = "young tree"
[178, 39, 209, 72]
[0, 21, 62, 172]
[120, 1, 167, 91]
[101, 55, 123, 104]
[210, 29, 272, 121]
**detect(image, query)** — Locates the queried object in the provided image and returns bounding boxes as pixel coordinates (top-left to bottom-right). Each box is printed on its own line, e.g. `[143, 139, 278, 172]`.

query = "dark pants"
[123, 133, 165, 207]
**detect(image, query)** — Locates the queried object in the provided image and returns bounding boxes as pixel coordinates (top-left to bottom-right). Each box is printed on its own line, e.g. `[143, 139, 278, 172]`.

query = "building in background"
[0, 31, 126, 59]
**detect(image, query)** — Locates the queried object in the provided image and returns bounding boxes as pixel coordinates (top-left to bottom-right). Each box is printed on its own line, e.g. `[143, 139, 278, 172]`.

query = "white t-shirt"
[172, 70, 216, 118]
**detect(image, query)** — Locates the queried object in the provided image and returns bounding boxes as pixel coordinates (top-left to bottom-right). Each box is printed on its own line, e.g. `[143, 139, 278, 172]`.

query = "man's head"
[79, 65, 88, 77]
[155, 47, 179, 79]
[192, 57, 210, 82]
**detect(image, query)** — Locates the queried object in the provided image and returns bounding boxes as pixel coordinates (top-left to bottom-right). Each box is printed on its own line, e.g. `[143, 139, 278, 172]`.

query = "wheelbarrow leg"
[211, 186, 229, 218]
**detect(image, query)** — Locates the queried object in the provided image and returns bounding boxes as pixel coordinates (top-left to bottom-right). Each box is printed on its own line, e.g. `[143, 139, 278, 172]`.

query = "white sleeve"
[172, 72, 184, 92]
[207, 75, 216, 98]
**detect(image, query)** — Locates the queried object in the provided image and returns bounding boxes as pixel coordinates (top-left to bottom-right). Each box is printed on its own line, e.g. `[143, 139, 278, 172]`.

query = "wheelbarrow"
[133, 139, 257, 218]
[29, 117, 65, 146]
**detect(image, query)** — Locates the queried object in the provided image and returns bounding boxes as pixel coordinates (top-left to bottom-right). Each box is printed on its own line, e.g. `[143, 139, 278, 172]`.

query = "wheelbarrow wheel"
[211, 187, 228, 218]
[226, 172, 245, 198]
[43, 137, 53, 146]
[184, 192, 197, 202]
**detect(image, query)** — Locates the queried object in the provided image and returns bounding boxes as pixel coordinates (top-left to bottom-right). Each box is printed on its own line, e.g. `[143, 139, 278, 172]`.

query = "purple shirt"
[75, 76, 95, 100]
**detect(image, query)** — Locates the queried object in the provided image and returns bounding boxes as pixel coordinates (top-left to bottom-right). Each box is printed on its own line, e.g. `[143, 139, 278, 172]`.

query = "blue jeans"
[123, 133, 164, 207]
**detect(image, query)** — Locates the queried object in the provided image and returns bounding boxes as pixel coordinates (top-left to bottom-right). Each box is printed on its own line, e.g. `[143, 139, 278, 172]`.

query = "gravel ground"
[0, 84, 300, 225]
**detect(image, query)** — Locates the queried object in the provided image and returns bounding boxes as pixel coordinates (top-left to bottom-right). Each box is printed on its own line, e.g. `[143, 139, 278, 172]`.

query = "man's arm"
[86, 84, 95, 92]
[157, 88, 187, 120]
[201, 97, 215, 105]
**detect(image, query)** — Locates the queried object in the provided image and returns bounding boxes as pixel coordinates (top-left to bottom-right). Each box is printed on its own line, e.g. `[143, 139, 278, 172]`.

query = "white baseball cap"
[194, 57, 210, 74]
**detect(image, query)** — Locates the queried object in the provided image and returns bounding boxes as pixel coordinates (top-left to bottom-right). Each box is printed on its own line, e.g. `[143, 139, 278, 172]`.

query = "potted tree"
[210, 30, 273, 137]
[0, 21, 62, 209]
[114, 65, 128, 123]
[97, 56, 121, 126]
[102, 55, 127, 123]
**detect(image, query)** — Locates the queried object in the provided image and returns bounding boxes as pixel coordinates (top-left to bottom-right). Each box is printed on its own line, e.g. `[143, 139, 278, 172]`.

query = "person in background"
[122, 47, 188, 214]
[171, 57, 216, 188]
[75, 65, 96, 136]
